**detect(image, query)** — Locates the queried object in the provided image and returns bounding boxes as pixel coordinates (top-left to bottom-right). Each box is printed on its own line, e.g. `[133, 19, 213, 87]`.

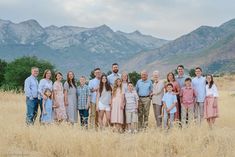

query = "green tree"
[128, 71, 141, 86]
[4, 56, 55, 90]
[0, 59, 7, 86]
[106, 70, 112, 76]
[89, 70, 95, 80]
[189, 68, 196, 77]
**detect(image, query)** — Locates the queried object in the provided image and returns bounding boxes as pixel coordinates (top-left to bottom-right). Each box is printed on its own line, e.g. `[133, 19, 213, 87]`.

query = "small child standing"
[124, 82, 139, 133]
[41, 88, 53, 124]
[162, 83, 177, 129]
[180, 78, 197, 127]
[204, 74, 219, 129]
[77, 76, 90, 128]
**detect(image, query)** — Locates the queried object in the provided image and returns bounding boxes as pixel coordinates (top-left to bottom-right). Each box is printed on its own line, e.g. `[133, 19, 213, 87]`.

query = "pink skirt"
[204, 96, 219, 119]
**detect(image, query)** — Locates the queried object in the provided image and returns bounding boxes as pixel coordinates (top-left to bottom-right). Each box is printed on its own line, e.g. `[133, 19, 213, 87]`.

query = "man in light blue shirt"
[175, 65, 190, 122]
[24, 67, 39, 125]
[135, 70, 153, 129]
[88, 68, 101, 128]
[192, 67, 206, 123]
[107, 63, 121, 87]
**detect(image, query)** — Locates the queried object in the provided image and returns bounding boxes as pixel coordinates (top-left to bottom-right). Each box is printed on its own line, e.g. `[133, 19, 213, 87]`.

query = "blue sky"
[0, 0, 234, 40]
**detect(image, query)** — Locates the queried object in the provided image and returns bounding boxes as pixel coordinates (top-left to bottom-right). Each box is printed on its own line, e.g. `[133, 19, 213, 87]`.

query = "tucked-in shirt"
[88, 78, 100, 103]
[152, 80, 165, 105]
[108, 72, 121, 86]
[38, 79, 53, 99]
[99, 88, 112, 105]
[136, 79, 153, 97]
[206, 84, 219, 97]
[24, 75, 39, 98]
[125, 90, 139, 112]
[162, 92, 177, 113]
[180, 86, 197, 108]
[77, 85, 90, 110]
[176, 74, 190, 89]
[192, 76, 206, 102]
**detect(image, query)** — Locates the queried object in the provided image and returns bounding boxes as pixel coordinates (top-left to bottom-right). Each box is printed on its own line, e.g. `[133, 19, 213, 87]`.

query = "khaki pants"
[181, 105, 194, 127]
[194, 102, 204, 124]
[138, 97, 151, 129]
[89, 102, 98, 129]
[153, 103, 162, 127]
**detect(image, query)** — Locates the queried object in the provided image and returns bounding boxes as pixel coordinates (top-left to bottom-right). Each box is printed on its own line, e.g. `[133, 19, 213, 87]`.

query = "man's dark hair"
[195, 67, 202, 71]
[112, 63, 118, 67]
[94, 68, 100, 71]
[128, 82, 133, 85]
[177, 65, 184, 69]
[166, 83, 173, 88]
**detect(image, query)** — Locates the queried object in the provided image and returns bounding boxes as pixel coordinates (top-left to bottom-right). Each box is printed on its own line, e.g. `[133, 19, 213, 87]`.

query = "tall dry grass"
[0, 76, 235, 157]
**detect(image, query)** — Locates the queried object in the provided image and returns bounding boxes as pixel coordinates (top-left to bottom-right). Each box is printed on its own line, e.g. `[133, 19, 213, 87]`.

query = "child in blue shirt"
[162, 83, 177, 129]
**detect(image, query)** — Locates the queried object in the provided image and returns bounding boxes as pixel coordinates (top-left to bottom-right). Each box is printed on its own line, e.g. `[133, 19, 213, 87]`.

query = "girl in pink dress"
[204, 74, 219, 128]
[53, 72, 67, 123]
[111, 78, 124, 132]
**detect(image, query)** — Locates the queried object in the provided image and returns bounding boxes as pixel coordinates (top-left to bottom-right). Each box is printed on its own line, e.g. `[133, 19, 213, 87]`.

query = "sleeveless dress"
[111, 88, 124, 124]
[41, 98, 53, 123]
[53, 81, 67, 121]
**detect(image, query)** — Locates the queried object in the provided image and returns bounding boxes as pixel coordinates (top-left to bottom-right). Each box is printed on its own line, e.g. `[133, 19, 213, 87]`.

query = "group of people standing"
[24, 63, 219, 132]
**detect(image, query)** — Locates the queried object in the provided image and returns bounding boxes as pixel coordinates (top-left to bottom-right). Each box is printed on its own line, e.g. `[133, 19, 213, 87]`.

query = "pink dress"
[53, 81, 67, 121]
[111, 88, 124, 124]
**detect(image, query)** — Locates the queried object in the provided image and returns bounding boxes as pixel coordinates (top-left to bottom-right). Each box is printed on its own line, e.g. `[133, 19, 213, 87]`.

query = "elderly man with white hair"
[136, 70, 153, 129]
[152, 71, 165, 128]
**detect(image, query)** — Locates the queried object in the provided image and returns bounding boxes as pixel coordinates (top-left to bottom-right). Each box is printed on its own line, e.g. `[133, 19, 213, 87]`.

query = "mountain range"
[0, 18, 235, 76]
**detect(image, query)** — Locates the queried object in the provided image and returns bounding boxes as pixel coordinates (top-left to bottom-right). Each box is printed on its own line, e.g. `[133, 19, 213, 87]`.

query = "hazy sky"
[0, 0, 234, 40]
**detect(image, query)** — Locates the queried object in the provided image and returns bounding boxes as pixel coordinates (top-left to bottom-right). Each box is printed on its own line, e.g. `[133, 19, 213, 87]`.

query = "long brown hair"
[67, 71, 76, 88]
[167, 72, 176, 82]
[99, 74, 112, 97]
[206, 74, 214, 89]
[112, 78, 122, 97]
[43, 69, 51, 78]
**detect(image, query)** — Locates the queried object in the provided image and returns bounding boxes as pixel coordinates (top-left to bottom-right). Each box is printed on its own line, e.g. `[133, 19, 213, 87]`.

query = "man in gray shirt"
[24, 67, 39, 125]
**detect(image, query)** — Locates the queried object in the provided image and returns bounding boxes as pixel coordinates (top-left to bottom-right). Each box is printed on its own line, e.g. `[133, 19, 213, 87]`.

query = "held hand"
[166, 108, 170, 113]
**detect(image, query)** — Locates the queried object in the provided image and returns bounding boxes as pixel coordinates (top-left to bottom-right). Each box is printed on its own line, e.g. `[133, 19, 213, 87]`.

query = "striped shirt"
[124, 90, 139, 112]
[77, 85, 90, 110]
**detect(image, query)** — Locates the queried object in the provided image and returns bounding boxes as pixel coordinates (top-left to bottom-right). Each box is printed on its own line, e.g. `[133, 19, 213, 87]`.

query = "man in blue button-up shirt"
[24, 67, 39, 125]
[107, 63, 121, 87]
[136, 70, 153, 129]
[192, 67, 206, 124]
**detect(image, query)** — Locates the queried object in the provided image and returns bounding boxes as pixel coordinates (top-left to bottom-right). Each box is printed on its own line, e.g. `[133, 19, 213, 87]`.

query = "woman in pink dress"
[204, 74, 219, 128]
[111, 78, 124, 132]
[53, 72, 67, 123]
[166, 72, 180, 120]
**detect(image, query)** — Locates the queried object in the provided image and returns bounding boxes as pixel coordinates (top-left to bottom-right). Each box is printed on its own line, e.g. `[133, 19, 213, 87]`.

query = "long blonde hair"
[112, 78, 122, 97]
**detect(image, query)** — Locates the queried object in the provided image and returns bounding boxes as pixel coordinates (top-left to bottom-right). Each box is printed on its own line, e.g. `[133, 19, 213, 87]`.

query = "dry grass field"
[0, 76, 235, 157]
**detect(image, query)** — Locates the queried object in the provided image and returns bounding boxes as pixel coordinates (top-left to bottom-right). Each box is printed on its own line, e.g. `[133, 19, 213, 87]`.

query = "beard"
[113, 69, 119, 73]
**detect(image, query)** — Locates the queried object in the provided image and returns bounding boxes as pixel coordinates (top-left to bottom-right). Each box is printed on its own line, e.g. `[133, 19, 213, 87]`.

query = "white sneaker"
[127, 129, 132, 133]
[133, 130, 138, 133]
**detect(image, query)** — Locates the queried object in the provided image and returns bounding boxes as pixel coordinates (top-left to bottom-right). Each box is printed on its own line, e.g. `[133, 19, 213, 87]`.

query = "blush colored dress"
[111, 88, 124, 124]
[53, 81, 67, 121]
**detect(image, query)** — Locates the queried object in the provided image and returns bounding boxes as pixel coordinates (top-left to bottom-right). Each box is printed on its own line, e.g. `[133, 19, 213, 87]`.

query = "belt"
[139, 95, 150, 98]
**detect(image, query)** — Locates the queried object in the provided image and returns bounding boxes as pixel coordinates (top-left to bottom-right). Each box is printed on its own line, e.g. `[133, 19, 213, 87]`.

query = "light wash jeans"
[26, 97, 38, 125]
[163, 110, 175, 129]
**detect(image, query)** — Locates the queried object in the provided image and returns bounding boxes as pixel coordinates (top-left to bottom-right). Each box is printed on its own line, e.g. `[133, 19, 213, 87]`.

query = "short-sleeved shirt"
[206, 84, 219, 97]
[136, 79, 153, 97]
[99, 88, 112, 105]
[108, 73, 121, 86]
[192, 76, 206, 102]
[180, 86, 197, 108]
[162, 92, 177, 113]
[77, 85, 90, 110]
[88, 78, 100, 103]
[125, 91, 139, 112]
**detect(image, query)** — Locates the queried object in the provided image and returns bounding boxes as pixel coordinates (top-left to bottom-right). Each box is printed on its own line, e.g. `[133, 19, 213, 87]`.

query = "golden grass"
[0, 76, 235, 157]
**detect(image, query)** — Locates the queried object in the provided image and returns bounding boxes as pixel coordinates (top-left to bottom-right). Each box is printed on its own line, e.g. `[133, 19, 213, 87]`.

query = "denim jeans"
[163, 110, 175, 129]
[79, 109, 89, 127]
[38, 98, 43, 122]
[26, 97, 39, 125]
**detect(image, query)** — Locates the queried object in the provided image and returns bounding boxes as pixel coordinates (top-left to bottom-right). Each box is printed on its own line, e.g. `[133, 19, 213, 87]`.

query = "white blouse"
[206, 84, 218, 97]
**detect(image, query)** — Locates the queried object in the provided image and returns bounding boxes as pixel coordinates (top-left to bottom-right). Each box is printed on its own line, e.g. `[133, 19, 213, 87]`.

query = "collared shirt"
[180, 86, 197, 108]
[108, 72, 121, 86]
[125, 90, 139, 112]
[88, 78, 100, 103]
[206, 84, 219, 97]
[152, 80, 165, 105]
[192, 76, 206, 102]
[77, 84, 90, 110]
[38, 79, 53, 99]
[136, 79, 153, 97]
[176, 74, 190, 89]
[162, 92, 177, 113]
[24, 75, 39, 98]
